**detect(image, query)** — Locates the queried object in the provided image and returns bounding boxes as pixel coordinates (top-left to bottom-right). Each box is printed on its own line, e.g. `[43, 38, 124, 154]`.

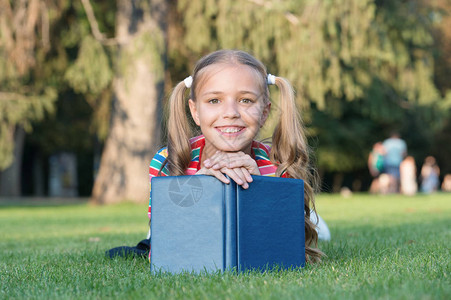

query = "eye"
[208, 98, 220, 104]
[240, 98, 254, 104]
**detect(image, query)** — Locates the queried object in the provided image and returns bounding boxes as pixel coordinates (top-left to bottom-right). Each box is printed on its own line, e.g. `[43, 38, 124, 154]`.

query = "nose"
[222, 100, 240, 119]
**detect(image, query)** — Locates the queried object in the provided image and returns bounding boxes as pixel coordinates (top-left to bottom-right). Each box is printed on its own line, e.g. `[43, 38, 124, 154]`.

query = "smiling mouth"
[216, 126, 245, 134]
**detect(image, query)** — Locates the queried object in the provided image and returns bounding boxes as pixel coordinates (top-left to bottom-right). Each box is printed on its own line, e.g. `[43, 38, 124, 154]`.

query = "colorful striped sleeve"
[252, 140, 290, 178]
[148, 147, 169, 219]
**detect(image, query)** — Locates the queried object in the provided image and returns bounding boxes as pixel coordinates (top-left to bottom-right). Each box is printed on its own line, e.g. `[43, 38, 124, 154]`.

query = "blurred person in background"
[368, 142, 386, 194]
[400, 156, 417, 196]
[420, 156, 440, 194]
[382, 132, 407, 193]
[442, 174, 451, 192]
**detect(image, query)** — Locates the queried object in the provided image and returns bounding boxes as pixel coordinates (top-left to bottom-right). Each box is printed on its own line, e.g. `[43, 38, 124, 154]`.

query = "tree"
[0, 0, 58, 195]
[89, 0, 168, 204]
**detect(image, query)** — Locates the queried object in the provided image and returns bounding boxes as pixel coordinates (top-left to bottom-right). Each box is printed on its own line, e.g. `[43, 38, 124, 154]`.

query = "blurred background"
[1, 0, 450, 204]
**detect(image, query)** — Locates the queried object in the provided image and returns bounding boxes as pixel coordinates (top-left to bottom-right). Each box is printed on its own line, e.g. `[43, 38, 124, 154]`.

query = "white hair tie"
[184, 76, 193, 88]
[267, 74, 276, 85]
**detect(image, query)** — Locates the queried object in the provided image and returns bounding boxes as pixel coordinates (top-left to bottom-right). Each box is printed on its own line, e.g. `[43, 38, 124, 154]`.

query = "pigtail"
[162, 81, 192, 176]
[270, 76, 323, 263]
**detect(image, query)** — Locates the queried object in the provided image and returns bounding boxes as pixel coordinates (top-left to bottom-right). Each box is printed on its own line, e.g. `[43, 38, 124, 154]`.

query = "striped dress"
[148, 135, 287, 219]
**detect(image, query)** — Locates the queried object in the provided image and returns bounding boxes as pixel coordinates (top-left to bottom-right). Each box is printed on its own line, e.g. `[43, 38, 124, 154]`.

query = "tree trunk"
[0, 127, 25, 196]
[91, 0, 167, 204]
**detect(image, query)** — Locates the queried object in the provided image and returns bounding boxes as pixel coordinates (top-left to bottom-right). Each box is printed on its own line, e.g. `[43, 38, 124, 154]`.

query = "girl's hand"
[197, 151, 261, 189]
[195, 166, 229, 183]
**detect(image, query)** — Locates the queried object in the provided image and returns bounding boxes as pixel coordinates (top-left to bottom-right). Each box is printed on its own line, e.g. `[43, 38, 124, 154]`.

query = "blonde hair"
[271, 76, 323, 262]
[163, 49, 323, 262]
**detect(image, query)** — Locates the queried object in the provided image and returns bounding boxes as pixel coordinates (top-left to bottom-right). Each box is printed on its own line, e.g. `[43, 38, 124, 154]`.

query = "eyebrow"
[200, 90, 259, 97]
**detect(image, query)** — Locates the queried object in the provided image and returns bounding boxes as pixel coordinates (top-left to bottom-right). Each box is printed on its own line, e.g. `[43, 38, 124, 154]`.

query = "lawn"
[0, 193, 450, 299]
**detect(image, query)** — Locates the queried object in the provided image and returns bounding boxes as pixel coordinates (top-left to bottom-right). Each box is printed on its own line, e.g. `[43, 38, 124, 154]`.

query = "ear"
[188, 99, 200, 126]
[260, 102, 271, 127]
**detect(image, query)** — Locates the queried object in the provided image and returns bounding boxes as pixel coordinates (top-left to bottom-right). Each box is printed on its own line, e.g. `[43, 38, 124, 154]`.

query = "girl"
[148, 49, 324, 262]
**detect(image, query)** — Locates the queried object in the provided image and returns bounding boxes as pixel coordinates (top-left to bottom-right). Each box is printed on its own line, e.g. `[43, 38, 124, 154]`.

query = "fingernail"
[204, 160, 211, 167]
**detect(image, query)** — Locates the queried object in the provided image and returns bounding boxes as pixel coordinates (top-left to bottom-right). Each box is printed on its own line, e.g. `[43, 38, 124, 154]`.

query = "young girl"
[148, 49, 323, 262]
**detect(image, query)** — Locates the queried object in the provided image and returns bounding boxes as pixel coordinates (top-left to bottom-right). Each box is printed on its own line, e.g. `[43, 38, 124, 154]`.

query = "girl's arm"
[148, 147, 169, 219]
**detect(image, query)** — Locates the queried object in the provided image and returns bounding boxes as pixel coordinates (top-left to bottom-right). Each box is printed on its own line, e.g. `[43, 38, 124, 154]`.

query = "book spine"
[223, 180, 237, 270]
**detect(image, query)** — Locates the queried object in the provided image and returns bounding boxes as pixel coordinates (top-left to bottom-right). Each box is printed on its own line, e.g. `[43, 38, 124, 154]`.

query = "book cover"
[150, 175, 305, 273]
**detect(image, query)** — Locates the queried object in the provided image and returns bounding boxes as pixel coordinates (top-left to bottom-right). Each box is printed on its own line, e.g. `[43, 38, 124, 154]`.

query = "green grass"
[1, 193, 450, 299]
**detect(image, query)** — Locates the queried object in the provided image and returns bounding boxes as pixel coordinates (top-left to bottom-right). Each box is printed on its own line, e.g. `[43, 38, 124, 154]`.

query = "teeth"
[221, 127, 241, 133]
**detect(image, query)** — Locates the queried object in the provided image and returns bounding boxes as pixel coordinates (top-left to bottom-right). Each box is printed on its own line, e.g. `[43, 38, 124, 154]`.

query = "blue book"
[150, 175, 305, 273]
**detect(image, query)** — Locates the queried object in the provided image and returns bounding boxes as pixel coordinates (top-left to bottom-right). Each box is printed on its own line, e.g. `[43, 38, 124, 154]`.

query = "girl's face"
[189, 63, 271, 156]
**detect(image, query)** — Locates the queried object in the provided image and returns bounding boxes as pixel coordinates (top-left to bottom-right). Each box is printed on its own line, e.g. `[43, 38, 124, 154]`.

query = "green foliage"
[0, 1, 73, 170]
[63, 34, 113, 141]
[441, 91, 451, 110]
[1, 0, 450, 178]
[65, 36, 113, 96]
[0, 89, 57, 169]
[0, 0, 118, 170]
[0, 193, 449, 299]
[313, 108, 373, 172]
[176, 0, 446, 172]
[0, 89, 57, 131]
